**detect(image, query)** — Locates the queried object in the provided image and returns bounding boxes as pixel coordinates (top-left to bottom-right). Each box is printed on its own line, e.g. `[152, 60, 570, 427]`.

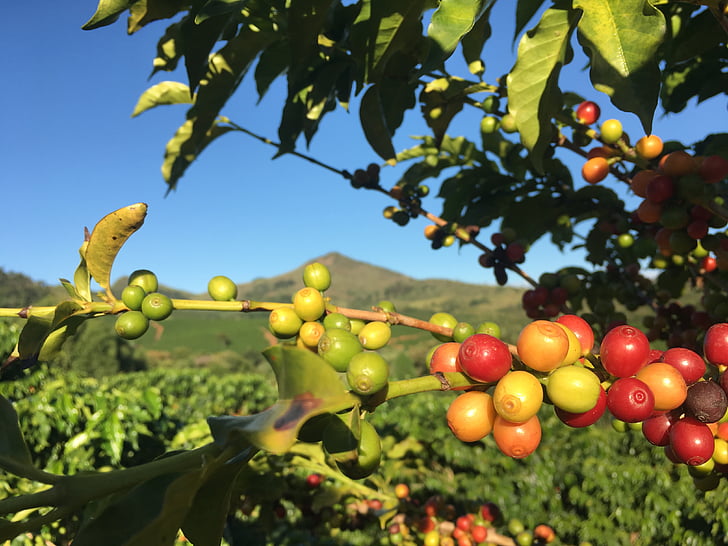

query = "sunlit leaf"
[85, 203, 148, 298]
[0, 396, 33, 468]
[574, 0, 665, 134]
[425, 0, 494, 70]
[195, 0, 250, 24]
[73, 240, 92, 303]
[359, 85, 396, 163]
[162, 120, 234, 190]
[151, 20, 184, 75]
[82, 0, 136, 30]
[131, 81, 194, 118]
[128, 0, 188, 34]
[506, 6, 578, 172]
[460, 8, 492, 77]
[419, 77, 471, 147]
[208, 346, 358, 454]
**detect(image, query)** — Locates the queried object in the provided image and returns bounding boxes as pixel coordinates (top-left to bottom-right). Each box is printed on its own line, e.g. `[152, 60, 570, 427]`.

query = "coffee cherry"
[347, 351, 389, 395]
[207, 275, 237, 301]
[141, 292, 174, 321]
[302, 262, 332, 291]
[458, 334, 512, 383]
[599, 325, 650, 377]
[121, 284, 145, 311]
[128, 269, 158, 294]
[582, 157, 609, 184]
[683, 380, 728, 423]
[318, 328, 363, 372]
[635, 134, 663, 159]
[429, 312, 458, 342]
[493, 370, 543, 423]
[323, 312, 350, 331]
[336, 420, 382, 479]
[114, 311, 149, 340]
[269, 307, 303, 339]
[517, 320, 569, 372]
[298, 321, 325, 348]
[599, 119, 623, 144]
[446, 391, 497, 442]
[293, 287, 326, 322]
[669, 416, 715, 465]
[575, 100, 600, 125]
[547, 365, 601, 414]
[357, 321, 391, 350]
[555, 385, 607, 428]
[606, 377, 655, 422]
[492, 414, 541, 459]
[500, 113, 518, 133]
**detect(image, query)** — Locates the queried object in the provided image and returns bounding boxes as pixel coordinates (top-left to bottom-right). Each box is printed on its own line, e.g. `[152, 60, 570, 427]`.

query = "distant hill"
[230, 252, 529, 339]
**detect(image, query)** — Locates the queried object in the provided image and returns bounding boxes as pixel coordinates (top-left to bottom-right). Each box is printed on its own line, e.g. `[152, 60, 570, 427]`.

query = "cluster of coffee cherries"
[423, 223, 480, 251]
[348, 163, 382, 190]
[115, 269, 175, 340]
[477, 230, 527, 286]
[427, 310, 728, 490]
[383, 183, 431, 227]
[266, 262, 392, 480]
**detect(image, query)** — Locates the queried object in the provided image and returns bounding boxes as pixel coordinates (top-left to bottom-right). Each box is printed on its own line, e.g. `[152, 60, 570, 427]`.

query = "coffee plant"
[1, 0, 728, 544]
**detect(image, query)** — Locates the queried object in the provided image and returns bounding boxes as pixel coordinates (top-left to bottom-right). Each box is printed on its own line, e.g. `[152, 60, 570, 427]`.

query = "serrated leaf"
[132, 81, 194, 117]
[425, 0, 494, 70]
[208, 346, 358, 454]
[506, 6, 578, 172]
[82, 0, 136, 30]
[85, 203, 147, 298]
[128, 0, 188, 34]
[0, 395, 33, 469]
[574, 0, 666, 135]
[359, 85, 396, 163]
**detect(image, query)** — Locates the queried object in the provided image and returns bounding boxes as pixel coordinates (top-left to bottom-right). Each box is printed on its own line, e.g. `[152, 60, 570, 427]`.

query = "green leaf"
[506, 6, 578, 172]
[181, 459, 248, 546]
[359, 85, 397, 163]
[82, 0, 137, 30]
[131, 81, 194, 117]
[85, 203, 148, 297]
[460, 8, 493, 77]
[151, 20, 185, 75]
[358, 0, 426, 83]
[255, 40, 291, 101]
[208, 345, 358, 454]
[73, 471, 201, 546]
[514, 0, 547, 42]
[574, 0, 666, 135]
[0, 395, 33, 468]
[195, 0, 250, 25]
[162, 120, 234, 190]
[73, 240, 92, 303]
[425, 0, 494, 69]
[179, 14, 234, 94]
[128, 0, 189, 34]
[419, 77, 471, 148]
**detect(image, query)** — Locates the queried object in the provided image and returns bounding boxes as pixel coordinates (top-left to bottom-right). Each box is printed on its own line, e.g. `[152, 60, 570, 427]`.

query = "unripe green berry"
[429, 312, 457, 342]
[347, 352, 390, 395]
[114, 311, 149, 340]
[141, 292, 174, 321]
[323, 312, 351, 331]
[452, 322, 475, 343]
[121, 285, 145, 311]
[476, 320, 502, 338]
[208, 275, 238, 301]
[357, 321, 392, 350]
[349, 319, 366, 335]
[302, 262, 332, 292]
[336, 420, 382, 480]
[318, 328, 363, 372]
[128, 269, 158, 294]
[269, 307, 303, 339]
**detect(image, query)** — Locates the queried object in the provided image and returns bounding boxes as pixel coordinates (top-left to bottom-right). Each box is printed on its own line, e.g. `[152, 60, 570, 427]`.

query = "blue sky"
[1, 3, 725, 296]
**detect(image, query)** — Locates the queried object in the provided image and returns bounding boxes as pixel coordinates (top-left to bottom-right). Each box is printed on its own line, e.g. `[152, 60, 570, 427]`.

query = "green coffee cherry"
[357, 321, 391, 350]
[323, 312, 351, 331]
[141, 292, 174, 321]
[303, 262, 332, 292]
[347, 352, 389, 395]
[476, 321, 501, 338]
[452, 322, 475, 343]
[114, 311, 149, 340]
[349, 319, 366, 336]
[293, 287, 326, 322]
[208, 275, 238, 301]
[269, 307, 303, 339]
[128, 269, 158, 294]
[318, 328, 363, 372]
[337, 420, 382, 480]
[429, 312, 457, 342]
[121, 285, 145, 311]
